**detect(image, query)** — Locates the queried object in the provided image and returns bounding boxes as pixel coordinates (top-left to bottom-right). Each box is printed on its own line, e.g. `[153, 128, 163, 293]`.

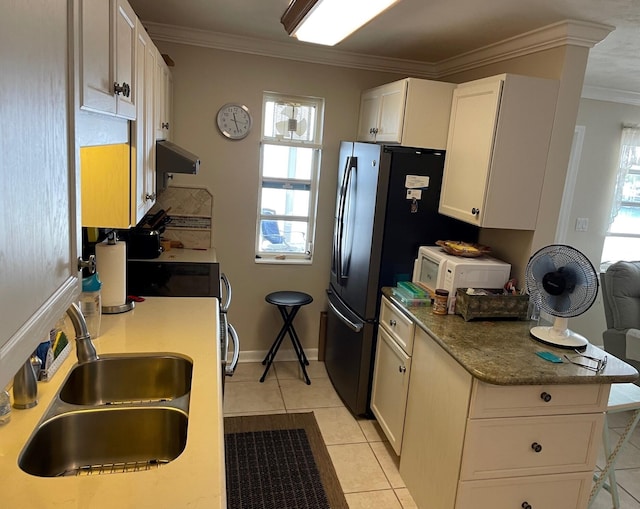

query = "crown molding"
[142, 22, 439, 78]
[582, 85, 640, 106]
[143, 18, 613, 80]
[435, 20, 613, 76]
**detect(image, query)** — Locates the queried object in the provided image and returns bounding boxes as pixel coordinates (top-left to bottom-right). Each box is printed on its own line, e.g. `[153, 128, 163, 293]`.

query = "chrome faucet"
[66, 302, 98, 363]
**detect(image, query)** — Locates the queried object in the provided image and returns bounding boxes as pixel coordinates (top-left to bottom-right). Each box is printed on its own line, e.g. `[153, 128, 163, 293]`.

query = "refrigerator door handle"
[335, 156, 356, 283]
[327, 298, 363, 333]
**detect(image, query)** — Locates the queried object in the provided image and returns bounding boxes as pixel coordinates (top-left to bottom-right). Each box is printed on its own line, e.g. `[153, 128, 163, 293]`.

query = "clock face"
[216, 103, 252, 140]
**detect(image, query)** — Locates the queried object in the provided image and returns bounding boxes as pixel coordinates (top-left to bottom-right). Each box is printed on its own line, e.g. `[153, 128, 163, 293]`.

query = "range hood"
[156, 140, 200, 191]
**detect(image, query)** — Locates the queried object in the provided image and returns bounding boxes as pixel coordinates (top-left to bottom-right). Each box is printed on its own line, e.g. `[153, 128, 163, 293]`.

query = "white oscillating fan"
[275, 104, 308, 138]
[525, 244, 599, 349]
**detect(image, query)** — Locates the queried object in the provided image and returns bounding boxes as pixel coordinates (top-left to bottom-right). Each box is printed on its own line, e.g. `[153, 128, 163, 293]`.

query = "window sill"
[255, 256, 312, 265]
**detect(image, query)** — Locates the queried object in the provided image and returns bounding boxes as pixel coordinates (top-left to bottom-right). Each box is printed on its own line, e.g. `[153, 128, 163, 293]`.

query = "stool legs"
[589, 408, 640, 507]
[260, 305, 311, 385]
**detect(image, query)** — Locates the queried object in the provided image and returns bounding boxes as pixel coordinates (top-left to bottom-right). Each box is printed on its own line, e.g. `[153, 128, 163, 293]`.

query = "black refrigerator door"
[330, 142, 384, 320]
[325, 288, 375, 416]
[378, 147, 479, 289]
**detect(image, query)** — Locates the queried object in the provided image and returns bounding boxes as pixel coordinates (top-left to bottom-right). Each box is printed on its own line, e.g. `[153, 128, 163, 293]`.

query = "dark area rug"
[224, 412, 348, 509]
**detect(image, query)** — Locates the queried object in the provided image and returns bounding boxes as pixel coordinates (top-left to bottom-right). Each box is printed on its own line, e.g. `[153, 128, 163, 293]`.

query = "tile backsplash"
[150, 186, 213, 249]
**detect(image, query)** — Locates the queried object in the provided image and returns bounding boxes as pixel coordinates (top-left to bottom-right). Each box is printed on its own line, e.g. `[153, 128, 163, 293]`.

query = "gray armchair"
[601, 260, 640, 381]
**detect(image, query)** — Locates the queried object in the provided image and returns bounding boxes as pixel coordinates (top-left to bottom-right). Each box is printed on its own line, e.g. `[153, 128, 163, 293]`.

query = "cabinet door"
[438, 79, 502, 226]
[356, 89, 381, 142]
[155, 52, 172, 140]
[79, 0, 116, 115]
[0, 0, 80, 390]
[114, 0, 136, 119]
[133, 20, 156, 225]
[371, 326, 411, 455]
[375, 80, 407, 143]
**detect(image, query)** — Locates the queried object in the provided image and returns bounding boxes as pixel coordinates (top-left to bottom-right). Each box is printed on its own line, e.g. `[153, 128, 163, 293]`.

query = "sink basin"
[59, 354, 193, 405]
[19, 407, 188, 477]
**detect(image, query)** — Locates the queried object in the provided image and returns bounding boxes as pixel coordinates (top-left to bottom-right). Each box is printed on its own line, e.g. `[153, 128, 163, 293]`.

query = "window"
[602, 126, 640, 267]
[256, 93, 324, 262]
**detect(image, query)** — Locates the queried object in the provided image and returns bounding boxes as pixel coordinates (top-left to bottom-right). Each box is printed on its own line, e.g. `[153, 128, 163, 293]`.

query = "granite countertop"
[0, 297, 225, 509]
[382, 288, 638, 386]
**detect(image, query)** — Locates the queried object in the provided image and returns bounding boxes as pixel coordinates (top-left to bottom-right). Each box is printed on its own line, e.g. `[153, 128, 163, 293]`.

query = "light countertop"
[382, 288, 638, 386]
[0, 297, 225, 509]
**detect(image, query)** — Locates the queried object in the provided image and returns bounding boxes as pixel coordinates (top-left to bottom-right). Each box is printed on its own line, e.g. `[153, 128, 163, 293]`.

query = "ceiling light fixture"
[281, 0, 400, 46]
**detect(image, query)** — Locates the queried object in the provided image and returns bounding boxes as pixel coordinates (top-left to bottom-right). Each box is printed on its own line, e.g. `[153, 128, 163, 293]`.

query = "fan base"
[529, 325, 589, 350]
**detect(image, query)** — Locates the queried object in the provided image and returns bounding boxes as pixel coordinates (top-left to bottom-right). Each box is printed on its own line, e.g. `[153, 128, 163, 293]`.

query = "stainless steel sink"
[19, 352, 193, 477]
[19, 407, 188, 477]
[59, 353, 193, 405]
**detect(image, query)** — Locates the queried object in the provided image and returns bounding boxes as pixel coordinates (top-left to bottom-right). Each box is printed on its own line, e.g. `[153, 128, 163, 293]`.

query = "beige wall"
[155, 39, 595, 357]
[156, 42, 404, 357]
[566, 99, 640, 344]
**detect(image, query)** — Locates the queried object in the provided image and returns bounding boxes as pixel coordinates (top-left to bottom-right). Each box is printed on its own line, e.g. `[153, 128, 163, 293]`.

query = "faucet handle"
[77, 255, 96, 274]
[13, 359, 38, 409]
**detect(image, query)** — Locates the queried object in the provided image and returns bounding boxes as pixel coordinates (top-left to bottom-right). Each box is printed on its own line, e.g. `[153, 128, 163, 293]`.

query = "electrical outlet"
[575, 217, 589, 232]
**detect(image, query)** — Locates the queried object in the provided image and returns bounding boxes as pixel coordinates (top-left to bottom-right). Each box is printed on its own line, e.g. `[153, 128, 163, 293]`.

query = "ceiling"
[128, 0, 640, 98]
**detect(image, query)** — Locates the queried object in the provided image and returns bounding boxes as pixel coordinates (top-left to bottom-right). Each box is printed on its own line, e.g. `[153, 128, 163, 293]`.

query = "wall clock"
[216, 103, 252, 140]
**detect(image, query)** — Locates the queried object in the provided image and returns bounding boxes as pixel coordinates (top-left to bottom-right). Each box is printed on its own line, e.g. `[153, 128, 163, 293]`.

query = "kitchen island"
[0, 297, 225, 509]
[378, 288, 638, 509]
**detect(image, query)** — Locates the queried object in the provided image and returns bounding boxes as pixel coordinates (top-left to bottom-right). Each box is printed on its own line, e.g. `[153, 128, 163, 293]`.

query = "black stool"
[260, 291, 313, 385]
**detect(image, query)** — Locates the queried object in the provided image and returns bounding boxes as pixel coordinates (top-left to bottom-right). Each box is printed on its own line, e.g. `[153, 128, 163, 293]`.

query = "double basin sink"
[19, 353, 193, 477]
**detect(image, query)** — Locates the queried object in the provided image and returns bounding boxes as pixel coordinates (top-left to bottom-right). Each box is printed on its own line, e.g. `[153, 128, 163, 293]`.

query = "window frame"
[601, 126, 640, 267]
[255, 92, 324, 263]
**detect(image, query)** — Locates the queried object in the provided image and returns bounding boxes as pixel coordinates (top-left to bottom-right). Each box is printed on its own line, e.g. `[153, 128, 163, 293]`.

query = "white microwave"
[412, 246, 511, 313]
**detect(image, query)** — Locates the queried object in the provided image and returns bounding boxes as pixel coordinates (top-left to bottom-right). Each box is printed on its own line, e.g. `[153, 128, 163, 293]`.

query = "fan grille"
[525, 244, 598, 318]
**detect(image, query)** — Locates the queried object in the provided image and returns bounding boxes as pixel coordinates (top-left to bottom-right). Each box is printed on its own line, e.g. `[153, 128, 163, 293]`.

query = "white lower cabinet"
[397, 323, 607, 509]
[371, 297, 415, 455]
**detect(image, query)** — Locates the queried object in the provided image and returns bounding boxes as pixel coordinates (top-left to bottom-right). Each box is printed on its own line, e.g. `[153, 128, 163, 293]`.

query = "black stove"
[127, 261, 220, 298]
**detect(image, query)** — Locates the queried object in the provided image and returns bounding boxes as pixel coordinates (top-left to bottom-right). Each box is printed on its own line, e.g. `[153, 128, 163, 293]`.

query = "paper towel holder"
[101, 231, 135, 315]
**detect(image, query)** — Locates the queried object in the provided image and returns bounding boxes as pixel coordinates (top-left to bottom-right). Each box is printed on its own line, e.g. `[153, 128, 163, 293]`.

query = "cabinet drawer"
[456, 471, 591, 509]
[469, 381, 609, 418]
[460, 413, 603, 480]
[379, 297, 414, 355]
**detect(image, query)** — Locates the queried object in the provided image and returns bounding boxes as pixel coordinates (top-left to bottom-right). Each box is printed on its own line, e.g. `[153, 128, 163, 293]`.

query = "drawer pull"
[399, 365, 406, 374]
[540, 391, 552, 402]
[531, 442, 542, 453]
[522, 503, 532, 509]
[389, 319, 397, 327]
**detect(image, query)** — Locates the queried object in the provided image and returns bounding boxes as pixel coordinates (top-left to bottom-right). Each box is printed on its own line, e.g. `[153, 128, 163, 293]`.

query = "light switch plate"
[575, 217, 589, 232]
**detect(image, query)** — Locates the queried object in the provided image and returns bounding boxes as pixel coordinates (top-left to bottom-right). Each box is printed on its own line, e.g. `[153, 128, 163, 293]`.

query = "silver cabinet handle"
[398, 365, 406, 373]
[225, 323, 240, 376]
[389, 319, 397, 327]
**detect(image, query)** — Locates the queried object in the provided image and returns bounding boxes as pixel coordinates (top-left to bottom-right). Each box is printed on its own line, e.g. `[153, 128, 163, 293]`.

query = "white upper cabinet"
[79, 0, 137, 120]
[0, 0, 80, 389]
[357, 78, 456, 149]
[438, 74, 559, 229]
[133, 20, 157, 223]
[155, 50, 173, 140]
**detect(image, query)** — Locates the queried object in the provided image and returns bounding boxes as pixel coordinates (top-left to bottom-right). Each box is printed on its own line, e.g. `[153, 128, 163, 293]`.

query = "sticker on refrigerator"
[405, 175, 430, 189]
[406, 189, 422, 200]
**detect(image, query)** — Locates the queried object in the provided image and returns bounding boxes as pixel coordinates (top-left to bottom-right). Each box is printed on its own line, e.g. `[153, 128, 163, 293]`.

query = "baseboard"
[238, 348, 319, 363]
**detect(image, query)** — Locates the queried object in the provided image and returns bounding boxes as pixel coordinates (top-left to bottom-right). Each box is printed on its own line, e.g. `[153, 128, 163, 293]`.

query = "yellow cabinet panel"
[81, 143, 133, 228]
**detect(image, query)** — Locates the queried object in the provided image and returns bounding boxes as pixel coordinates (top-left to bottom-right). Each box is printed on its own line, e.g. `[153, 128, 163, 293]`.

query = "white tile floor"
[224, 360, 640, 509]
[224, 360, 418, 508]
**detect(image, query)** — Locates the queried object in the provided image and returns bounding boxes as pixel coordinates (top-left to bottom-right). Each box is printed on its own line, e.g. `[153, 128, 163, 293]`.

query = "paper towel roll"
[95, 240, 127, 307]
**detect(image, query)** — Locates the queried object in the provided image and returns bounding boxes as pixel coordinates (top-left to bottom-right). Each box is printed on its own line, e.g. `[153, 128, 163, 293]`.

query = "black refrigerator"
[325, 141, 478, 416]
